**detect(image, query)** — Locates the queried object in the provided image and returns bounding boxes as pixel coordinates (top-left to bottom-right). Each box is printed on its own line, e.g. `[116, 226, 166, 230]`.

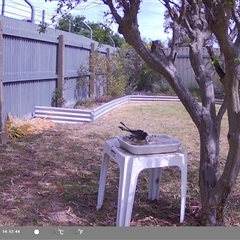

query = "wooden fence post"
[89, 42, 95, 99]
[56, 34, 65, 107]
[106, 48, 110, 95]
[0, 20, 7, 144]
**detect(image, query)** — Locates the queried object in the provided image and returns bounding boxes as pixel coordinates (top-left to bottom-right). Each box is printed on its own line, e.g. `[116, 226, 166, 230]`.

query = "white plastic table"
[96, 138, 188, 227]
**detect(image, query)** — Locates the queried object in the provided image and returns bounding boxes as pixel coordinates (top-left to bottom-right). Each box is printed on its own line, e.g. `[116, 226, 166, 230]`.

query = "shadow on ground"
[0, 109, 239, 226]
[0, 126, 204, 227]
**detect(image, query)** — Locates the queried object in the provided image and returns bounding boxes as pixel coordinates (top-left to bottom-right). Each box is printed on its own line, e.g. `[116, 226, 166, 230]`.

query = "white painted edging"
[35, 106, 93, 124]
[130, 95, 180, 102]
[93, 96, 130, 121]
[35, 95, 181, 124]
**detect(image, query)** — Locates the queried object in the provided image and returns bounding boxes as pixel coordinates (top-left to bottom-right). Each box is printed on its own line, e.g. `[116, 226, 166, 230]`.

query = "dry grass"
[5, 113, 55, 139]
[0, 102, 239, 227]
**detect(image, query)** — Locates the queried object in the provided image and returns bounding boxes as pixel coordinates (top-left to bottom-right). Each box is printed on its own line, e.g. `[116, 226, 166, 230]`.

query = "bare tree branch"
[189, 43, 216, 112]
[183, 18, 194, 37]
[231, 3, 240, 28]
[121, 0, 130, 13]
[203, 0, 236, 57]
[129, 0, 141, 22]
[161, 0, 183, 63]
[168, 22, 180, 62]
[231, 5, 240, 47]
[177, 0, 186, 25]
[202, 0, 215, 8]
[187, 0, 199, 15]
[216, 97, 227, 125]
[229, 25, 238, 41]
[103, 0, 122, 24]
[194, 76, 200, 86]
[206, 46, 225, 80]
[184, 0, 208, 40]
[172, 52, 177, 64]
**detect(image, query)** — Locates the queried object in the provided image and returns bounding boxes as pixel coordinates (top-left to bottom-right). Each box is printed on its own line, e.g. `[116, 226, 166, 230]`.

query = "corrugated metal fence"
[0, 15, 115, 126]
[163, 47, 222, 92]
[0, 15, 222, 128]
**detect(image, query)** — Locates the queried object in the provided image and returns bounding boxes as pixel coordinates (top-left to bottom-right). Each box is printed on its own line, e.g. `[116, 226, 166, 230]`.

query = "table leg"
[148, 168, 162, 200]
[180, 153, 188, 223]
[122, 169, 140, 227]
[96, 153, 110, 210]
[116, 157, 137, 227]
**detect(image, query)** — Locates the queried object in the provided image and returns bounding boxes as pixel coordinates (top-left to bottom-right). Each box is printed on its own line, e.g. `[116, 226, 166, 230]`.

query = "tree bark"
[198, 55, 240, 225]
[202, 140, 240, 226]
[198, 120, 221, 225]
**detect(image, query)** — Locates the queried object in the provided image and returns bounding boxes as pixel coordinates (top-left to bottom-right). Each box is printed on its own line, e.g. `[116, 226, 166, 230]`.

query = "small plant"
[77, 48, 127, 105]
[5, 113, 31, 139]
[75, 66, 90, 101]
[98, 95, 114, 103]
[122, 47, 170, 93]
[4, 114, 55, 139]
[51, 88, 66, 107]
[73, 99, 95, 109]
[106, 53, 127, 98]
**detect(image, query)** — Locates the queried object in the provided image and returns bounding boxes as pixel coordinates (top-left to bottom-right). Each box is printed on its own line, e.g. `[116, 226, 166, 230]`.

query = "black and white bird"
[118, 122, 148, 141]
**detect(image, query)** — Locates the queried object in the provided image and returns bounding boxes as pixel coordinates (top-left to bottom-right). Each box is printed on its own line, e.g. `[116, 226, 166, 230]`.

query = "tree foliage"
[55, 13, 125, 47]
[77, 47, 128, 101]
[122, 42, 170, 93]
[55, 12, 168, 94]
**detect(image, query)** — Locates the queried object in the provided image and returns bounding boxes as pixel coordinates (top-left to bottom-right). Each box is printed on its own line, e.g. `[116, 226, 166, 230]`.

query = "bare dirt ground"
[0, 102, 240, 226]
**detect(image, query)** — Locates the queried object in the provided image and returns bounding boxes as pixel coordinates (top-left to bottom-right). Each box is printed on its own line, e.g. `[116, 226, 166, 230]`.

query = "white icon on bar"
[34, 229, 40, 235]
[58, 229, 64, 235]
[78, 229, 83, 235]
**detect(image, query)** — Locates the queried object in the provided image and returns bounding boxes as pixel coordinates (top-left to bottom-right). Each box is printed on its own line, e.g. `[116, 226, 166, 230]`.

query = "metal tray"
[117, 134, 181, 155]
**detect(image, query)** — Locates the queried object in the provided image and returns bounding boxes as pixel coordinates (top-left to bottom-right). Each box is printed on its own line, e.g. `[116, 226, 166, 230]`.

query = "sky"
[5, 0, 171, 44]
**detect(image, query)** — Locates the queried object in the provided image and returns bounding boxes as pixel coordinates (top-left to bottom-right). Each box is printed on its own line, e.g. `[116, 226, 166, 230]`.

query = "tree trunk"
[200, 140, 240, 226]
[198, 118, 221, 225]
[198, 65, 240, 226]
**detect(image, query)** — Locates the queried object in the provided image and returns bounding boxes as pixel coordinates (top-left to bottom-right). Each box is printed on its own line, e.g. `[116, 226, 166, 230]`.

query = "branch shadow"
[0, 128, 218, 227]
